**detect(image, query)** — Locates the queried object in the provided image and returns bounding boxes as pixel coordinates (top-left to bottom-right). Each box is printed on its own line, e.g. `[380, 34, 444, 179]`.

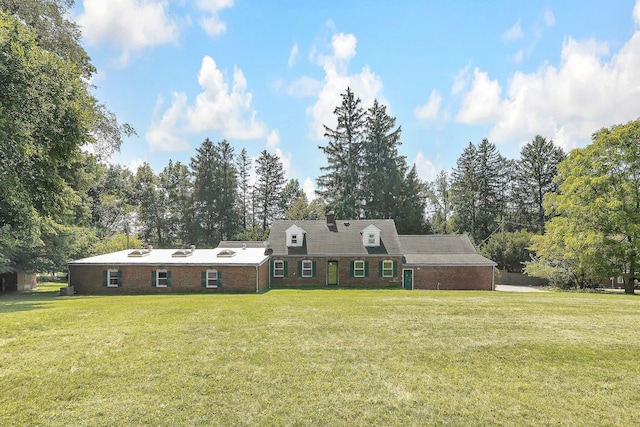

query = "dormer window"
[285, 225, 306, 247]
[362, 224, 381, 247]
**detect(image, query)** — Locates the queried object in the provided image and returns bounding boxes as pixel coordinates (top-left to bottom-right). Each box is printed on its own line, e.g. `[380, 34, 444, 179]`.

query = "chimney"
[326, 211, 335, 225]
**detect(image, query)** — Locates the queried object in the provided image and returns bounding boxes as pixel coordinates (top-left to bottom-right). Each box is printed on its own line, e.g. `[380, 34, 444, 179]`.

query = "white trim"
[353, 260, 365, 278]
[206, 269, 218, 288]
[107, 269, 119, 287]
[273, 260, 285, 277]
[301, 260, 313, 278]
[382, 260, 394, 278]
[156, 269, 168, 288]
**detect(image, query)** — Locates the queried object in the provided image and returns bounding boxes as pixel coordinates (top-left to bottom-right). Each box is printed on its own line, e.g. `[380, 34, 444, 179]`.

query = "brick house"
[267, 214, 403, 288]
[399, 235, 496, 290]
[68, 245, 269, 294]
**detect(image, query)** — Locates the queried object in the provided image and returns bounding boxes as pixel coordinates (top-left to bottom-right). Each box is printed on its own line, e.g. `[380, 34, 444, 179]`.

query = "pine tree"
[135, 163, 168, 247]
[316, 87, 365, 220]
[254, 150, 285, 230]
[190, 138, 219, 246]
[236, 148, 252, 231]
[215, 140, 240, 241]
[514, 135, 566, 232]
[159, 160, 192, 246]
[361, 99, 404, 219]
[428, 170, 452, 234]
[395, 164, 431, 234]
[451, 142, 479, 239]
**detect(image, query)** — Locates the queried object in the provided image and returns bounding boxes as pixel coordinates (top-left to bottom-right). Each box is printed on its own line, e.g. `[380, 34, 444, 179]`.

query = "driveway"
[495, 284, 546, 292]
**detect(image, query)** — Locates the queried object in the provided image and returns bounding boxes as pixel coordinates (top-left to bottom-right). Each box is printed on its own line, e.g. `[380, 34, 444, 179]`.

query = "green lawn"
[1, 285, 639, 426]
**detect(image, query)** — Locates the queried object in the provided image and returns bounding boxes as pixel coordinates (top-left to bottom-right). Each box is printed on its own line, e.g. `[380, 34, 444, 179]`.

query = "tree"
[254, 150, 285, 230]
[527, 119, 640, 294]
[316, 87, 366, 219]
[280, 179, 305, 215]
[395, 164, 431, 234]
[428, 170, 453, 234]
[159, 160, 192, 246]
[236, 148, 252, 231]
[513, 135, 566, 232]
[361, 99, 404, 219]
[479, 229, 533, 272]
[135, 163, 168, 247]
[451, 139, 508, 242]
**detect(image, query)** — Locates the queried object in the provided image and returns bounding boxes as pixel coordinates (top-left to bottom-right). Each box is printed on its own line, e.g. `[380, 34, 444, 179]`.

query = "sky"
[72, 0, 640, 200]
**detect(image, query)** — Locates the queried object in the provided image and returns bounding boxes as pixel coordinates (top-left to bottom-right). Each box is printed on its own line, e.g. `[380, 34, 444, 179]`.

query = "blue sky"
[73, 0, 640, 199]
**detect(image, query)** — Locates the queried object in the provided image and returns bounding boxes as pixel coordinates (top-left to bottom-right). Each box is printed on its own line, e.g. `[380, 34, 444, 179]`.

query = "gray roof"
[399, 235, 496, 266]
[268, 219, 402, 256]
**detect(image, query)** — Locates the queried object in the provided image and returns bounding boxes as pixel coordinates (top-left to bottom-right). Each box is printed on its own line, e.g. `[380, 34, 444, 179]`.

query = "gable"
[285, 224, 306, 247]
[361, 224, 381, 247]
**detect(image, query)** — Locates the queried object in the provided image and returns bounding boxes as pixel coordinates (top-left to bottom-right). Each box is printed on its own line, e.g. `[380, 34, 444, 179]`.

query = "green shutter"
[151, 270, 156, 287]
[393, 261, 398, 277]
[117, 271, 123, 287]
[378, 261, 383, 277]
[283, 261, 288, 277]
[350, 261, 354, 277]
[298, 260, 302, 277]
[103, 271, 108, 286]
[312, 261, 316, 278]
[166, 271, 172, 287]
[218, 271, 222, 287]
[202, 271, 207, 288]
[364, 261, 369, 278]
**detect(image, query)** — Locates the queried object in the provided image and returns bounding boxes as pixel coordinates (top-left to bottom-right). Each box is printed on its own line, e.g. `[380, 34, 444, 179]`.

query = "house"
[267, 214, 404, 288]
[399, 235, 496, 290]
[68, 245, 270, 294]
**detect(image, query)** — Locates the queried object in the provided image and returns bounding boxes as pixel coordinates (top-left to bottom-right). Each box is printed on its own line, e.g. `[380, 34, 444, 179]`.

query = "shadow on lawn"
[0, 289, 58, 313]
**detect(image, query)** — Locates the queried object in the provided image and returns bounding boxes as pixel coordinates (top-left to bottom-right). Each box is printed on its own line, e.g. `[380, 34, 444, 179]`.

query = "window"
[291, 234, 298, 245]
[107, 269, 119, 287]
[353, 260, 365, 278]
[301, 260, 313, 277]
[617, 276, 625, 284]
[382, 260, 394, 278]
[206, 269, 218, 288]
[273, 260, 285, 277]
[368, 233, 376, 245]
[156, 270, 168, 287]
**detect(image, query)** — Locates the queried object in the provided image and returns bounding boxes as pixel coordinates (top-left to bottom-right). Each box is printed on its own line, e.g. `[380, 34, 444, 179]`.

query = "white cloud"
[303, 177, 316, 201]
[266, 129, 280, 149]
[503, 20, 524, 42]
[305, 31, 385, 139]
[77, 0, 179, 66]
[512, 49, 524, 64]
[414, 90, 442, 120]
[455, 24, 640, 153]
[288, 43, 300, 67]
[145, 92, 189, 151]
[542, 8, 556, 27]
[455, 68, 502, 124]
[145, 56, 269, 151]
[413, 152, 438, 182]
[186, 56, 268, 139]
[635, 0, 640, 26]
[196, 0, 234, 37]
[287, 76, 322, 97]
[451, 63, 471, 95]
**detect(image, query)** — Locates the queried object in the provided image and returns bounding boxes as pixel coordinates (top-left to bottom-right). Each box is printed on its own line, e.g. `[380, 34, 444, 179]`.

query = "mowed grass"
[1, 285, 640, 426]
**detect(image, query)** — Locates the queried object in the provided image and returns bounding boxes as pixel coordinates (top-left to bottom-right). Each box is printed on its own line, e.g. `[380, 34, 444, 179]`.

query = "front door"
[327, 261, 338, 286]
[402, 269, 413, 290]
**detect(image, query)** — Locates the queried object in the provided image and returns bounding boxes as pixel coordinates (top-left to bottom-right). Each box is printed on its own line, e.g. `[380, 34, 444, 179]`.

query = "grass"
[1, 285, 639, 426]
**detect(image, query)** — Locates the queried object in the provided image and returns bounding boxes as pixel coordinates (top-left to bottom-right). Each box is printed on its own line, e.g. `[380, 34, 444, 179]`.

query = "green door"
[403, 269, 413, 290]
[327, 261, 338, 286]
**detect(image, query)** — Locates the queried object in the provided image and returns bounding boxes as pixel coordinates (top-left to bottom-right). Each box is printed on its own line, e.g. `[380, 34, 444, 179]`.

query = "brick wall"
[69, 263, 267, 295]
[409, 265, 494, 290]
[269, 256, 404, 288]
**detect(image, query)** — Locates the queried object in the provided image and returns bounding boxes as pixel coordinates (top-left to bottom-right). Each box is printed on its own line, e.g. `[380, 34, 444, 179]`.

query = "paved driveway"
[495, 285, 546, 292]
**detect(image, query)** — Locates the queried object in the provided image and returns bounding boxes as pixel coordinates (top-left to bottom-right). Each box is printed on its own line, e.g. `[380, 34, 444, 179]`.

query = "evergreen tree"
[361, 99, 404, 219]
[190, 139, 218, 246]
[514, 136, 566, 232]
[280, 179, 306, 215]
[215, 140, 240, 241]
[254, 150, 285, 230]
[451, 142, 479, 239]
[316, 87, 365, 219]
[395, 164, 431, 234]
[236, 148, 252, 231]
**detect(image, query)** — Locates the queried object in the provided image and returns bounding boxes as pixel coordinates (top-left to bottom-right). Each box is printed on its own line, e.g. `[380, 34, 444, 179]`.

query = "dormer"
[362, 224, 381, 247]
[285, 224, 306, 247]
